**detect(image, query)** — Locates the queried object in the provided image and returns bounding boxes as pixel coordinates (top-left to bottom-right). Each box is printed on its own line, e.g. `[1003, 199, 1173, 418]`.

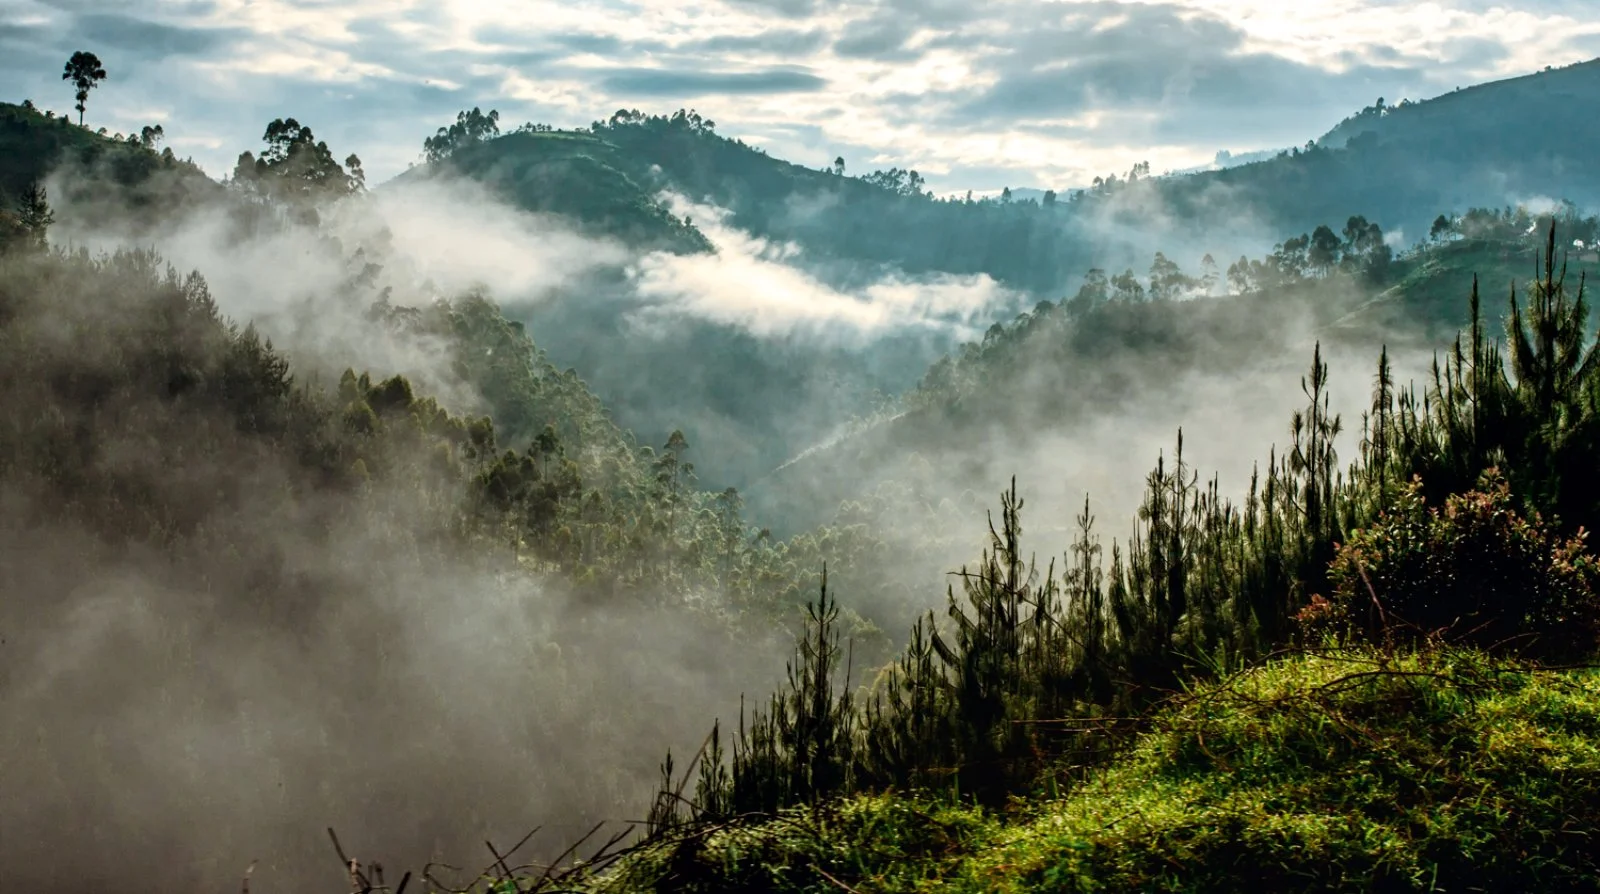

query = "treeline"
[645, 224, 1600, 838]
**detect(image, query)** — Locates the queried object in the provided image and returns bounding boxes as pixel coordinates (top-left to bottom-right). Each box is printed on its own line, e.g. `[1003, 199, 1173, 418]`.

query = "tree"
[17, 180, 54, 251]
[1226, 256, 1253, 294]
[62, 51, 107, 126]
[1199, 254, 1220, 295]
[1067, 268, 1109, 314]
[1431, 214, 1455, 242]
[1148, 252, 1192, 300]
[423, 107, 501, 163]
[232, 118, 363, 210]
[1308, 224, 1342, 276]
[1110, 268, 1145, 302]
[139, 124, 165, 151]
[833, 156, 845, 176]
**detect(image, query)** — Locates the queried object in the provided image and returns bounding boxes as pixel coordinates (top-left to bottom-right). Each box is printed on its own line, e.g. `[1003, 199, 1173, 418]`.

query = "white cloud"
[627, 195, 1016, 340]
[2, 0, 1597, 191]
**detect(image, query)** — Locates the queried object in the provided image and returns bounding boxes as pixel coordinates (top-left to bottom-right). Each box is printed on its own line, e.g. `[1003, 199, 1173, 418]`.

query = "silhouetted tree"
[62, 51, 107, 126]
[232, 118, 363, 211]
[423, 107, 501, 163]
[17, 181, 53, 251]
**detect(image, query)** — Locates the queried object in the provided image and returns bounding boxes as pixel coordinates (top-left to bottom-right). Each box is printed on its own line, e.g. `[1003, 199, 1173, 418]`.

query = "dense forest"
[8, 50, 1600, 894]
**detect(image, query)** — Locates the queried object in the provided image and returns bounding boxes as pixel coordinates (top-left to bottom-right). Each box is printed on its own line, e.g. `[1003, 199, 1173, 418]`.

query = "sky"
[5, 0, 1600, 194]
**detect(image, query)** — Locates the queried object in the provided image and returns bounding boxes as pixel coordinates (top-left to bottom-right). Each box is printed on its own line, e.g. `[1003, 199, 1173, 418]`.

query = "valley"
[6, 33, 1600, 893]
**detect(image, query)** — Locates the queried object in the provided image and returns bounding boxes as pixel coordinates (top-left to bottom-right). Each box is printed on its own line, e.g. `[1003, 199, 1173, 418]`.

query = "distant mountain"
[434, 60, 1600, 302]
[1159, 58, 1600, 245]
[1319, 60, 1600, 152]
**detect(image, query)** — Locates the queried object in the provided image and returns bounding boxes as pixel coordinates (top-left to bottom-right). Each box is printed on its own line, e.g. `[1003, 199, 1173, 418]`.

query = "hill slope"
[431, 62, 1600, 301]
[388, 129, 711, 253]
[750, 224, 1599, 545]
[0, 101, 222, 219]
[599, 648, 1600, 893]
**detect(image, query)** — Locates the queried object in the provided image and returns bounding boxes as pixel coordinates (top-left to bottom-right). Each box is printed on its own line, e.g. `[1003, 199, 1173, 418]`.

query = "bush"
[1329, 470, 1600, 660]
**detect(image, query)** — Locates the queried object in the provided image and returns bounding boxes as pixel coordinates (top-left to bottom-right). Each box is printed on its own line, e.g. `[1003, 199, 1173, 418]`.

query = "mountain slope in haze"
[0, 101, 222, 219]
[0, 232, 919, 891]
[394, 119, 993, 494]
[438, 61, 1600, 300]
[1318, 58, 1600, 153]
[750, 218, 1600, 552]
[1145, 58, 1600, 249]
[389, 129, 711, 253]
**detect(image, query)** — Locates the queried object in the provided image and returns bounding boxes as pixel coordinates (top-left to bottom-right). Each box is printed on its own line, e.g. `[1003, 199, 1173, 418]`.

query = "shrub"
[1329, 470, 1600, 660]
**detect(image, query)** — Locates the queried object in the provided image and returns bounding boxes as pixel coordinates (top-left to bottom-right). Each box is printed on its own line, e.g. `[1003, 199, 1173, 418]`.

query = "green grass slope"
[1329, 234, 1600, 341]
[600, 647, 1600, 893]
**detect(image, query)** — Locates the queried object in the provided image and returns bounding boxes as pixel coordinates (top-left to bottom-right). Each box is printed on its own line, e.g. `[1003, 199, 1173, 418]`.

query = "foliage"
[0, 101, 219, 219]
[61, 50, 107, 126]
[405, 127, 709, 253]
[640, 223, 1600, 851]
[231, 117, 365, 217]
[604, 649, 1600, 893]
[424, 107, 502, 163]
[1330, 471, 1599, 659]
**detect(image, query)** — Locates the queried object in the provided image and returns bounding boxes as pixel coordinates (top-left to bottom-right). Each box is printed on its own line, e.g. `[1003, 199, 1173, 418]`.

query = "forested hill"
[0, 101, 220, 221]
[1143, 60, 1600, 248]
[1319, 58, 1600, 152]
[415, 60, 1600, 296]
[387, 128, 711, 254]
[15, 52, 1600, 297]
[750, 212, 1600, 537]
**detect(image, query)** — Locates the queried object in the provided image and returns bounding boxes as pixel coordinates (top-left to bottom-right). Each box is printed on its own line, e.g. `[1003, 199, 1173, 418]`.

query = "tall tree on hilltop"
[62, 51, 107, 126]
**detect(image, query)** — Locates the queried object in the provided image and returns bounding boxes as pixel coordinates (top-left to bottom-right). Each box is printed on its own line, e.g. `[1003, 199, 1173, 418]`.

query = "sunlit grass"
[597, 646, 1600, 892]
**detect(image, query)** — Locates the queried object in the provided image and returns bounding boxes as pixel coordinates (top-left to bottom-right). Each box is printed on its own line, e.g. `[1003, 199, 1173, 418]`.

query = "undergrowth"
[594, 646, 1600, 893]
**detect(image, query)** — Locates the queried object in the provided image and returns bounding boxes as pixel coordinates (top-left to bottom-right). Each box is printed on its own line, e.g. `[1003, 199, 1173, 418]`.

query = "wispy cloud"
[627, 194, 1015, 340]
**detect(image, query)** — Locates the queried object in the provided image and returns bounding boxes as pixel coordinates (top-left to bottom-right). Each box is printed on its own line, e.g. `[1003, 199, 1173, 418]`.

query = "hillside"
[1319, 59, 1600, 152]
[1143, 59, 1600, 251]
[600, 649, 1600, 892]
[748, 219, 1600, 550]
[389, 129, 711, 254]
[0, 101, 222, 220]
[0, 230, 921, 891]
[11, 50, 1600, 894]
[425, 62, 1600, 301]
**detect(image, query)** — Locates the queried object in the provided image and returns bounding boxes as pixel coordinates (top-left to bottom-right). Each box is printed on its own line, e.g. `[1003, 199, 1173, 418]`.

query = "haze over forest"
[9, 2, 1600, 892]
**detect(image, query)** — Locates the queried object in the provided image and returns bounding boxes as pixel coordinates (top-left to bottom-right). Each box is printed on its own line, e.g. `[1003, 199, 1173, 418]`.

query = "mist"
[3, 166, 812, 893]
[7, 112, 1470, 894]
[749, 269, 1446, 637]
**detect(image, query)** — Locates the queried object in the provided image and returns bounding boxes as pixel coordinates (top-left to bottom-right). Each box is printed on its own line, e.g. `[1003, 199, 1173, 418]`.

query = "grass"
[591, 647, 1600, 893]
[1339, 237, 1600, 340]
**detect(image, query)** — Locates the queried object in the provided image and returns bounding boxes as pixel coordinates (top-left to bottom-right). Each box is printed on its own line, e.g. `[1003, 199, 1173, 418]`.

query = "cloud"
[75, 12, 244, 57]
[597, 66, 828, 97]
[625, 194, 1016, 341]
[2, 0, 1599, 194]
